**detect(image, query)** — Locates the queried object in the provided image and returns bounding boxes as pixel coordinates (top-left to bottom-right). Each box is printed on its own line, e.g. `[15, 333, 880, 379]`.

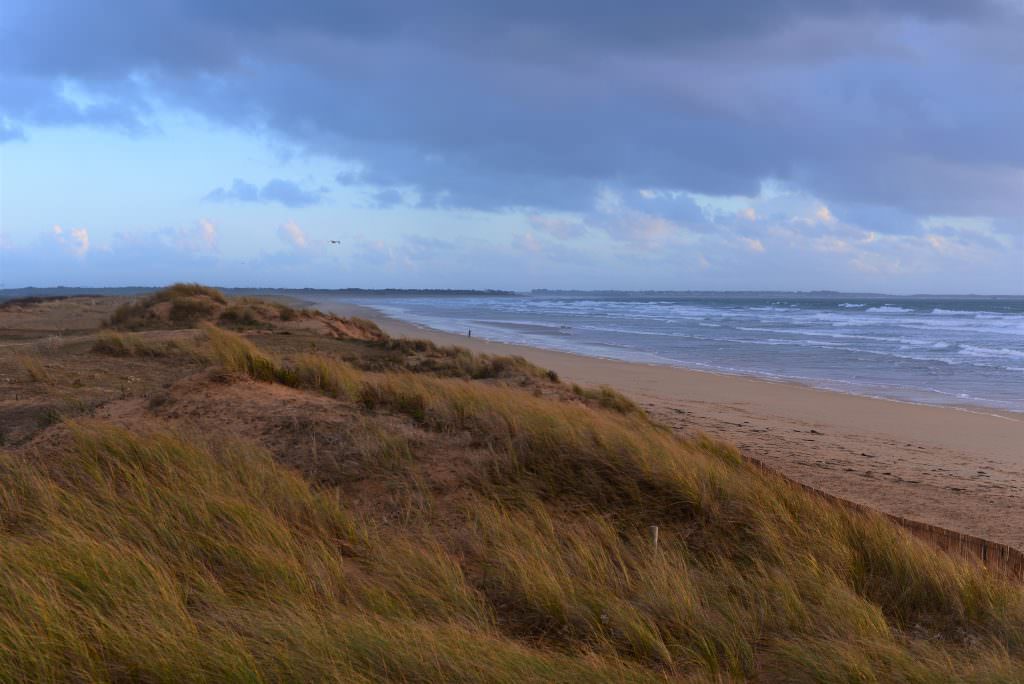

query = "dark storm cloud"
[205, 178, 326, 207]
[3, 1, 1022, 228]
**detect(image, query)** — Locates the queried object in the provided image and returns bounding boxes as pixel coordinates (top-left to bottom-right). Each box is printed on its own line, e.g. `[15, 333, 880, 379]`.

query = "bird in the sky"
[328, 240, 341, 244]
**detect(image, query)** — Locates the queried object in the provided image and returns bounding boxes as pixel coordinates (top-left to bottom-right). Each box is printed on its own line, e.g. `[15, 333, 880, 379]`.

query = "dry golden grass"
[572, 382, 643, 415]
[91, 331, 184, 357]
[201, 324, 284, 382]
[14, 354, 50, 383]
[150, 282, 228, 304]
[0, 422, 663, 682]
[292, 352, 361, 400]
[107, 284, 229, 329]
[4, 322, 1023, 681]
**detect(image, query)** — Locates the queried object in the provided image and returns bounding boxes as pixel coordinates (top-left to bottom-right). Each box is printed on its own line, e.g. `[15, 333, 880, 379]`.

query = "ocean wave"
[837, 303, 865, 308]
[865, 305, 913, 313]
[959, 345, 1024, 360]
[930, 308, 1007, 317]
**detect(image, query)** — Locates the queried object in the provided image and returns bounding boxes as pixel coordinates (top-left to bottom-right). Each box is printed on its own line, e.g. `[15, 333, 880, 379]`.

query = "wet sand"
[318, 298, 1024, 550]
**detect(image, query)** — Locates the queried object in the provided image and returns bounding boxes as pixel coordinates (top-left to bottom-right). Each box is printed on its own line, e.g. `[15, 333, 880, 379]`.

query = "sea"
[336, 292, 1024, 414]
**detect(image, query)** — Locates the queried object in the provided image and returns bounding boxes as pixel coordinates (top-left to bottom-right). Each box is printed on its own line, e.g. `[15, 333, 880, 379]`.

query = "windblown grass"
[388, 340, 559, 382]
[14, 354, 50, 383]
[201, 324, 286, 382]
[6, 319, 1021, 681]
[150, 282, 228, 304]
[0, 422, 660, 682]
[91, 331, 179, 357]
[107, 284, 228, 329]
[572, 383, 643, 415]
[348, 316, 385, 339]
[190, 331, 1024, 679]
[291, 352, 361, 400]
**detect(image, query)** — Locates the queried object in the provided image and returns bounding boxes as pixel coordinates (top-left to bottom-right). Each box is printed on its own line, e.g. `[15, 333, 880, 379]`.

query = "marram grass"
[1, 325, 1022, 681]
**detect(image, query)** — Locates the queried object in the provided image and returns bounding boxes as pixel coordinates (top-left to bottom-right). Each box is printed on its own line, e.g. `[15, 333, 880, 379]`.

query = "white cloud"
[278, 220, 308, 249]
[815, 205, 837, 224]
[171, 219, 218, 252]
[740, 237, 765, 253]
[52, 224, 89, 256]
[528, 214, 587, 239]
[813, 236, 851, 253]
[514, 231, 543, 253]
[199, 218, 216, 248]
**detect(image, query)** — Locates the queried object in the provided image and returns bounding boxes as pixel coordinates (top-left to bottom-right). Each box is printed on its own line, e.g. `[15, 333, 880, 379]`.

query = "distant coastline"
[0, 286, 520, 302]
[3, 285, 1022, 303]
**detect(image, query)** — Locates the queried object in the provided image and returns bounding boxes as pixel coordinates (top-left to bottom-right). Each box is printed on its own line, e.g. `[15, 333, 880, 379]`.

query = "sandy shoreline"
[315, 298, 1024, 551]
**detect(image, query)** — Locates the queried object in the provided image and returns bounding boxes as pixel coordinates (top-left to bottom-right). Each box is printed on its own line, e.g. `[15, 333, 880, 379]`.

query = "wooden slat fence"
[742, 455, 1024, 581]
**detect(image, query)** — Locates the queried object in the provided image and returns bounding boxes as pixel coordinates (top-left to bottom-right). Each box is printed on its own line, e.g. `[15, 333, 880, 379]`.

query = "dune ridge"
[0, 285, 1022, 681]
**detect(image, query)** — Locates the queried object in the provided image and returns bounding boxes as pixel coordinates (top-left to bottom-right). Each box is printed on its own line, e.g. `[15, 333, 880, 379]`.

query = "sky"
[1, 1, 1022, 294]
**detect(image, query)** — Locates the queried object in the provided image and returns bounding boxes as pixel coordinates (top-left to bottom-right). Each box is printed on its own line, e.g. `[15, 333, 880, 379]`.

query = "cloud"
[206, 179, 259, 202]
[369, 187, 404, 208]
[260, 179, 326, 207]
[205, 178, 325, 207]
[815, 206, 837, 225]
[0, 120, 25, 142]
[528, 214, 587, 239]
[199, 218, 216, 247]
[166, 218, 218, 252]
[277, 220, 308, 249]
[740, 237, 766, 253]
[3, 0, 1021, 231]
[2, 2, 1022, 293]
[52, 224, 89, 256]
[513, 232, 543, 254]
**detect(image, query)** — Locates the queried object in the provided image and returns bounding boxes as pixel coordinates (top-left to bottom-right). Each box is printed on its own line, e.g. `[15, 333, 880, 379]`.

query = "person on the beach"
[468, 329, 472, 338]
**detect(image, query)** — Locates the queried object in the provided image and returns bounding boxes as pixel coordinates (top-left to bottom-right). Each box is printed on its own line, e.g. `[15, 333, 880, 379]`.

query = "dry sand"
[319, 299, 1024, 551]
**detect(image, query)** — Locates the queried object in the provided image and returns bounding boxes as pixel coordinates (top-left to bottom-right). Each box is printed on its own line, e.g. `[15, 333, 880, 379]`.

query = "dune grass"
[183, 327, 1024, 678]
[0, 421, 664, 682]
[91, 331, 183, 357]
[150, 282, 228, 305]
[14, 354, 50, 383]
[107, 284, 229, 329]
[201, 324, 288, 383]
[4, 323, 1021, 680]
[571, 383, 643, 415]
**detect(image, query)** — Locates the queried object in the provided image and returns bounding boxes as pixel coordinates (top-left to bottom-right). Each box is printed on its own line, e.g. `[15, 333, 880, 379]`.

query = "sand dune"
[319, 299, 1024, 550]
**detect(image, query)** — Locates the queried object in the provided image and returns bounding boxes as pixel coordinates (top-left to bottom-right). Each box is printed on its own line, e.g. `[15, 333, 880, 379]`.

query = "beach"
[319, 299, 1024, 551]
